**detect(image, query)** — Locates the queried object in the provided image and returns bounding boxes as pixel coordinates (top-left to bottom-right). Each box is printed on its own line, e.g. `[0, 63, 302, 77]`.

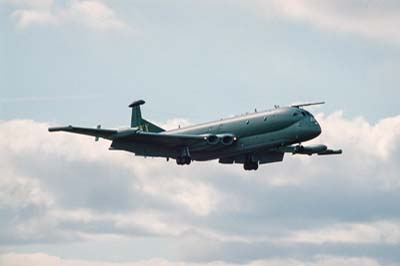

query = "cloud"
[0, 253, 381, 266]
[4, 0, 52, 8]
[60, 0, 127, 30]
[254, 0, 400, 43]
[11, 9, 56, 28]
[0, 169, 53, 208]
[0, 112, 400, 263]
[283, 220, 400, 245]
[5, 0, 127, 31]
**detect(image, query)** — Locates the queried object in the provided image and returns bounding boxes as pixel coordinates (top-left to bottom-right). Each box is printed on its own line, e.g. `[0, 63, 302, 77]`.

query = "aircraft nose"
[312, 122, 322, 138]
[296, 117, 322, 141]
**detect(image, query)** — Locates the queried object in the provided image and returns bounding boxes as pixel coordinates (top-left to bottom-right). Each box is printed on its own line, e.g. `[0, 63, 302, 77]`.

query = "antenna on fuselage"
[291, 101, 325, 108]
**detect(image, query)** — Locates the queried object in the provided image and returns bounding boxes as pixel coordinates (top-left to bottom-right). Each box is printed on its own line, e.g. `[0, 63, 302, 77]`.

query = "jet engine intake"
[203, 134, 237, 145]
[219, 134, 236, 146]
[205, 134, 219, 145]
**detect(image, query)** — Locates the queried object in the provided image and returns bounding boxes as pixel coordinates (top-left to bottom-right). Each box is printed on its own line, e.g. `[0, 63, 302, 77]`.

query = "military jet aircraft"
[49, 100, 342, 170]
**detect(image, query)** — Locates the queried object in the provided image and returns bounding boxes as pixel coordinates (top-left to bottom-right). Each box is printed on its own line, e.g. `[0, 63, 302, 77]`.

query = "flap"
[114, 131, 207, 147]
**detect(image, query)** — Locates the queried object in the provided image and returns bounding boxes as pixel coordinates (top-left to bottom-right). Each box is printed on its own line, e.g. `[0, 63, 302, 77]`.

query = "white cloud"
[4, 0, 53, 8]
[0, 253, 381, 266]
[161, 118, 192, 131]
[5, 0, 127, 30]
[1, 112, 400, 262]
[11, 9, 56, 27]
[60, 0, 126, 30]
[0, 119, 226, 243]
[251, 256, 380, 266]
[254, 0, 400, 43]
[314, 111, 400, 188]
[0, 170, 53, 208]
[284, 220, 400, 245]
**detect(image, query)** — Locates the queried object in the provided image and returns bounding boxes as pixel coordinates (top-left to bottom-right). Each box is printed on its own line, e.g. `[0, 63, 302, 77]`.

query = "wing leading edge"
[48, 126, 118, 140]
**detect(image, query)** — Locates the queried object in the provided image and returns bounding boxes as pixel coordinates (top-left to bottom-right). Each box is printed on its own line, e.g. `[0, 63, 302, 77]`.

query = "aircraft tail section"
[142, 118, 165, 133]
[129, 100, 145, 127]
[128, 100, 165, 132]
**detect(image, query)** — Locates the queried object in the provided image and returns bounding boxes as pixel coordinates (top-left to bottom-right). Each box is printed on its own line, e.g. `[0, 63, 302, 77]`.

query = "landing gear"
[176, 156, 191, 165]
[243, 161, 258, 171]
[176, 146, 191, 165]
[243, 154, 259, 171]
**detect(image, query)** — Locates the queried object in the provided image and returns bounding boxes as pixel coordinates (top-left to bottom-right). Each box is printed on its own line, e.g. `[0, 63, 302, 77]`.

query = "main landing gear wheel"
[176, 156, 191, 165]
[243, 161, 258, 171]
[176, 146, 191, 165]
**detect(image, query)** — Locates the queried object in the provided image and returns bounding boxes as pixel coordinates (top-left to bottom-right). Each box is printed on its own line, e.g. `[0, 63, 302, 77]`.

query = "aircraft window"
[246, 120, 250, 125]
[293, 112, 299, 117]
[301, 112, 306, 117]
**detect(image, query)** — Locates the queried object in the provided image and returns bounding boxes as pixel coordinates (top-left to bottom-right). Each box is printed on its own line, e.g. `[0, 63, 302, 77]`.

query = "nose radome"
[314, 122, 322, 137]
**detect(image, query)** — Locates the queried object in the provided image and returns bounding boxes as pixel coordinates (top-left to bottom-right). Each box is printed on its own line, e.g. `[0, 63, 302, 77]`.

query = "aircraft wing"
[49, 126, 213, 147]
[48, 126, 118, 140]
[113, 130, 210, 147]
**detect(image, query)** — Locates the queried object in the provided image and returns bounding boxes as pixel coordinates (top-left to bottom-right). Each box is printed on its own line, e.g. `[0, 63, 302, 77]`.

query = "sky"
[0, 0, 400, 265]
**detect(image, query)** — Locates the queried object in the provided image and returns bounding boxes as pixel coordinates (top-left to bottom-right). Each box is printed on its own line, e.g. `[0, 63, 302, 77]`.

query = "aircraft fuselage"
[111, 106, 321, 161]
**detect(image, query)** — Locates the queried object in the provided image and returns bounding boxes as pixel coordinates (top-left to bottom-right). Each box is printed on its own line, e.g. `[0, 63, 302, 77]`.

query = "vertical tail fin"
[129, 100, 145, 128]
[128, 99, 165, 132]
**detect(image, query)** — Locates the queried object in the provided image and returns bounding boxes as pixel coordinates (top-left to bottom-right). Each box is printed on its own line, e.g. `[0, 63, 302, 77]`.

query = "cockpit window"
[294, 110, 313, 118]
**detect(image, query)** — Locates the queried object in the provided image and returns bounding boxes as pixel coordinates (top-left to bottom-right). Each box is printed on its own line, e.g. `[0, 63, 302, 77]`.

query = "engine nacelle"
[219, 134, 236, 146]
[294, 144, 327, 155]
[203, 134, 237, 145]
[205, 134, 219, 145]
